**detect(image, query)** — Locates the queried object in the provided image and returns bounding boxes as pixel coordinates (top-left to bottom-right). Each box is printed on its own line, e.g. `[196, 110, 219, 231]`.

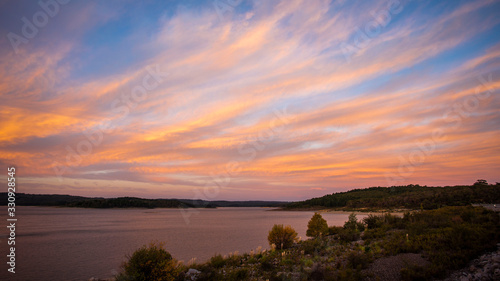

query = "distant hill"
[178, 199, 287, 208]
[4, 183, 497, 210]
[0, 193, 286, 208]
[1, 193, 94, 206]
[285, 184, 500, 210]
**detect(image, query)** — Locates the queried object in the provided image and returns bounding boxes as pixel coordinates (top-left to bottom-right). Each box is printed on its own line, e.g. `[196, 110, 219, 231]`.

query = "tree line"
[0, 193, 286, 208]
[285, 182, 500, 210]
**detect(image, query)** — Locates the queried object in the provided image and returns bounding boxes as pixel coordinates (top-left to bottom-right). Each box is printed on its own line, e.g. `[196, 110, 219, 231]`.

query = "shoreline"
[273, 207, 415, 214]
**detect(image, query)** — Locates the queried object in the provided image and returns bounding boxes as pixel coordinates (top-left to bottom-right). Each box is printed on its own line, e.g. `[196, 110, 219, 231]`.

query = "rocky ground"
[363, 253, 430, 281]
[442, 243, 500, 281]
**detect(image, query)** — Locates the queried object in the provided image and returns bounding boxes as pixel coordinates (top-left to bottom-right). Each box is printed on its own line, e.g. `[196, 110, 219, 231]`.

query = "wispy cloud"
[1, 0, 499, 200]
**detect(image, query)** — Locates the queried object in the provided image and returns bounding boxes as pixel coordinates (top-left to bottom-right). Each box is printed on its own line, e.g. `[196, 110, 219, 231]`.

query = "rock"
[444, 244, 500, 280]
[493, 255, 500, 263]
[186, 268, 201, 281]
[291, 272, 301, 281]
[494, 268, 500, 277]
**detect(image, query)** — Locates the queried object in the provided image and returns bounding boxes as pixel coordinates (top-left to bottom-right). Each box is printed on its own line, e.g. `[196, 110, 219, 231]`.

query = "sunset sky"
[1, 0, 499, 201]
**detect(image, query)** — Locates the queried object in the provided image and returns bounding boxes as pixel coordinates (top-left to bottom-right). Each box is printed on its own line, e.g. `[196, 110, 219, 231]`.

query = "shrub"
[301, 238, 324, 255]
[344, 213, 365, 232]
[307, 213, 329, 238]
[302, 258, 314, 267]
[363, 214, 383, 229]
[228, 268, 249, 280]
[346, 251, 371, 270]
[116, 242, 181, 281]
[267, 224, 298, 250]
[209, 254, 226, 268]
[309, 262, 325, 281]
[382, 213, 405, 229]
[362, 227, 386, 241]
[328, 226, 343, 235]
[260, 255, 274, 271]
[195, 264, 223, 281]
[337, 228, 360, 242]
[225, 253, 242, 267]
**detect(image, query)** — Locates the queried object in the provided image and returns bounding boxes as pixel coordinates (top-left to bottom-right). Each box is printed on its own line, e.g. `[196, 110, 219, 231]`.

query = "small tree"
[336, 213, 365, 242]
[306, 212, 329, 238]
[344, 213, 364, 232]
[268, 224, 298, 250]
[116, 242, 181, 281]
[473, 179, 488, 186]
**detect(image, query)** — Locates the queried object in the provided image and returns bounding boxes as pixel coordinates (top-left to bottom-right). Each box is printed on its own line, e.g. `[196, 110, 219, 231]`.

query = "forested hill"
[285, 183, 500, 210]
[0, 193, 286, 208]
[0, 193, 193, 208]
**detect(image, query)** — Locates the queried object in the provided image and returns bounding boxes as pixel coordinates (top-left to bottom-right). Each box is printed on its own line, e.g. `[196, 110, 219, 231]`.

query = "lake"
[0, 206, 372, 280]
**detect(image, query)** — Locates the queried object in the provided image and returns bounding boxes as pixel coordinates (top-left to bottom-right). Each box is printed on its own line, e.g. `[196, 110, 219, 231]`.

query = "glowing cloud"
[1, 0, 499, 200]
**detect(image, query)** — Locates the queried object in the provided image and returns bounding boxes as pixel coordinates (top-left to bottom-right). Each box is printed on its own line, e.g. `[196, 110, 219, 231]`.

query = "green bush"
[260, 255, 274, 271]
[344, 213, 365, 232]
[116, 242, 181, 281]
[363, 214, 383, 229]
[309, 263, 325, 281]
[307, 212, 329, 238]
[228, 268, 249, 280]
[302, 258, 314, 267]
[194, 264, 223, 281]
[301, 238, 324, 255]
[328, 226, 343, 236]
[338, 228, 360, 242]
[267, 224, 298, 250]
[362, 227, 386, 241]
[382, 213, 404, 229]
[209, 254, 226, 268]
[346, 251, 371, 270]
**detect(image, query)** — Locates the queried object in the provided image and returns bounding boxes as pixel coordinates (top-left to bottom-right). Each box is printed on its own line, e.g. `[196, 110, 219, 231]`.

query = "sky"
[0, 0, 499, 201]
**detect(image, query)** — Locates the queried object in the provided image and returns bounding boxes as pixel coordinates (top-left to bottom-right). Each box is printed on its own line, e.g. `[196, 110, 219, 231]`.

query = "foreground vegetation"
[117, 205, 500, 281]
[285, 181, 500, 211]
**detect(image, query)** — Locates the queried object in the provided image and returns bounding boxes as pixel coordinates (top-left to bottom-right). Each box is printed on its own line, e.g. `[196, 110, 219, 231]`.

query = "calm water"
[0, 206, 370, 281]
